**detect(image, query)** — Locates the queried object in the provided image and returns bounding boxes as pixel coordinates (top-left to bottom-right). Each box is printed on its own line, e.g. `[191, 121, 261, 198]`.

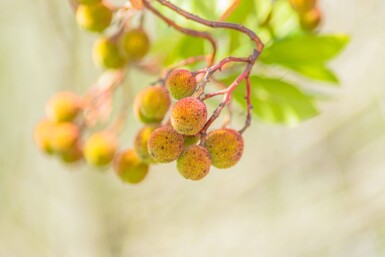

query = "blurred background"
[1, 0, 385, 256]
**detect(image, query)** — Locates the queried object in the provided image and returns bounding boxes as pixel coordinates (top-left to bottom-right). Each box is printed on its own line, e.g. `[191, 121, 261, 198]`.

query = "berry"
[129, 0, 143, 10]
[46, 92, 81, 122]
[183, 135, 200, 147]
[166, 69, 197, 100]
[134, 86, 171, 124]
[76, 3, 113, 33]
[93, 37, 127, 69]
[299, 7, 322, 31]
[289, 0, 317, 13]
[120, 29, 150, 61]
[134, 126, 158, 164]
[113, 149, 149, 184]
[171, 97, 207, 136]
[60, 145, 83, 163]
[83, 131, 118, 166]
[203, 128, 244, 169]
[147, 126, 184, 163]
[50, 123, 80, 154]
[34, 119, 56, 154]
[177, 145, 211, 181]
[79, 0, 101, 5]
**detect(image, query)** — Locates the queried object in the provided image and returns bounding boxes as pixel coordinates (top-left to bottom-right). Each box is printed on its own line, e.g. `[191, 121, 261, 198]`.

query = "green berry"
[120, 29, 150, 61]
[78, 0, 101, 5]
[93, 37, 127, 70]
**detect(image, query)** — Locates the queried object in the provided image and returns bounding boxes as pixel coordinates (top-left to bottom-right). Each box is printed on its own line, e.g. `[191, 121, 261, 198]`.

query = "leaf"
[285, 64, 339, 83]
[260, 34, 350, 65]
[227, 76, 319, 125]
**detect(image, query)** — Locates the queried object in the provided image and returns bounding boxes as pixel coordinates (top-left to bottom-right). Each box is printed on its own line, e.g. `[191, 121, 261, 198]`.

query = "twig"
[239, 76, 253, 134]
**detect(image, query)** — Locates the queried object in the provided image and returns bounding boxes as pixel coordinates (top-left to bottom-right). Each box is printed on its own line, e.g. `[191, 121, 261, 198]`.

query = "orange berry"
[50, 123, 80, 154]
[113, 149, 149, 184]
[46, 92, 81, 122]
[134, 126, 158, 164]
[166, 69, 197, 100]
[177, 145, 211, 181]
[34, 119, 56, 154]
[299, 7, 322, 31]
[83, 131, 118, 166]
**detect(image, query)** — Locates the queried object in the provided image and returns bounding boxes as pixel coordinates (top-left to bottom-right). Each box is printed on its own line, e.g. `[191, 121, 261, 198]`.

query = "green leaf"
[229, 76, 319, 125]
[285, 64, 339, 83]
[260, 34, 350, 65]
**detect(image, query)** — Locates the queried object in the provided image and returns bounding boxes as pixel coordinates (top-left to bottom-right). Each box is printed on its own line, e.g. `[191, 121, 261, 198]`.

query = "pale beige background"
[1, 0, 385, 256]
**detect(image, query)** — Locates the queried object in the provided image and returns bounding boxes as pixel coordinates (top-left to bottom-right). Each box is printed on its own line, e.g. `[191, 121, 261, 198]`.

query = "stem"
[239, 76, 252, 134]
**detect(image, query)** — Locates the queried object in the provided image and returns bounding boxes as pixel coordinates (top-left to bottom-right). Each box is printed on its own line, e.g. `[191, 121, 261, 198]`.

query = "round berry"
[79, 0, 101, 5]
[203, 128, 244, 169]
[299, 7, 322, 31]
[147, 126, 184, 163]
[120, 29, 150, 61]
[134, 126, 158, 164]
[76, 3, 113, 33]
[93, 37, 127, 70]
[177, 145, 211, 181]
[34, 119, 56, 154]
[166, 69, 197, 100]
[60, 145, 83, 164]
[289, 0, 317, 13]
[83, 131, 117, 166]
[113, 149, 149, 184]
[46, 92, 81, 122]
[171, 97, 207, 136]
[50, 123, 80, 154]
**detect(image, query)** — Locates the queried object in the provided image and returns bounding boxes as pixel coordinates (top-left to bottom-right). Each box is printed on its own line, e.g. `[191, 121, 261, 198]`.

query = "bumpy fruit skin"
[147, 126, 184, 163]
[46, 92, 81, 122]
[183, 135, 200, 147]
[134, 126, 158, 164]
[120, 29, 150, 61]
[203, 128, 244, 169]
[76, 3, 113, 33]
[171, 97, 207, 136]
[79, 0, 101, 5]
[166, 69, 197, 100]
[134, 86, 171, 124]
[60, 145, 83, 163]
[83, 131, 117, 166]
[177, 145, 211, 181]
[299, 7, 322, 31]
[50, 123, 80, 154]
[289, 0, 317, 13]
[34, 119, 56, 154]
[93, 37, 127, 69]
[113, 149, 149, 184]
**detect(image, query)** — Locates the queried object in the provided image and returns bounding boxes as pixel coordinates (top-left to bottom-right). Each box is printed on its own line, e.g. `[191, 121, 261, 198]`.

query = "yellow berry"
[60, 145, 83, 163]
[113, 149, 149, 184]
[177, 145, 211, 181]
[79, 0, 101, 5]
[46, 92, 81, 122]
[147, 126, 184, 163]
[171, 97, 207, 136]
[289, 0, 317, 13]
[120, 29, 150, 61]
[166, 69, 197, 100]
[299, 7, 322, 31]
[134, 86, 171, 124]
[203, 128, 244, 169]
[76, 3, 112, 33]
[83, 131, 117, 166]
[93, 37, 127, 69]
[183, 135, 200, 147]
[50, 123, 80, 154]
[34, 119, 56, 154]
[134, 126, 158, 164]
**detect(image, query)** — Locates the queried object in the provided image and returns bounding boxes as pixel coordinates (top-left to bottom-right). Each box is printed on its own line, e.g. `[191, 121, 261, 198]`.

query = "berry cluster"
[34, 0, 265, 184]
[289, 0, 322, 31]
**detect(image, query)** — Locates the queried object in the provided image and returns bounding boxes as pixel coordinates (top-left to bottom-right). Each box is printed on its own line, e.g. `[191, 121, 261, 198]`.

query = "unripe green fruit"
[134, 126, 158, 164]
[289, 0, 317, 13]
[93, 37, 127, 70]
[147, 126, 184, 163]
[166, 69, 197, 100]
[134, 86, 171, 124]
[299, 7, 322, 31]
[113, 149, 149, 184]
[183, 135, 200, 147]
[171, 97, 207, 135]
[120, 29, 150, 61]
[203, 128, 244, 169]
[79, 0, 101, 5]
[50, 123, 80, 154]
[46, 91, 81, 122]
[83, 131, 117, 166]
[34, 119, 56, 154]
[177, 145, 211, 181]
[76, 3, 112, 33]
[60, 145, 83, 163]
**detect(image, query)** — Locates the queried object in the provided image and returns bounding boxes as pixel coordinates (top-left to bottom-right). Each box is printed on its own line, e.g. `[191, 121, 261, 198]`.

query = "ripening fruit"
[79, 0, 101, 5]
[177, 145, 211, 181]
[147, 126, 184, 163]
[289, 0, 317, 13]
[34, 119, 56, 154]
[203, 128, 244, 169]
[120, 29, 150, 61]
[76, 3, 113, 33]
[46, 92, 81, 122]
[166, 69, 197, 100]
[183, 135, 200, 147]
[60, 145, 83, 163]
[299, 7, 322, 31]
[134, 126, 158, 164]
[134, 86, 171, 124]
[171, 97, 207, 136]
[93, 37, 127, 69]
[50, 123, 80, 154]
[113, 149, 149, 184]
[83, 131, 117, 166]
